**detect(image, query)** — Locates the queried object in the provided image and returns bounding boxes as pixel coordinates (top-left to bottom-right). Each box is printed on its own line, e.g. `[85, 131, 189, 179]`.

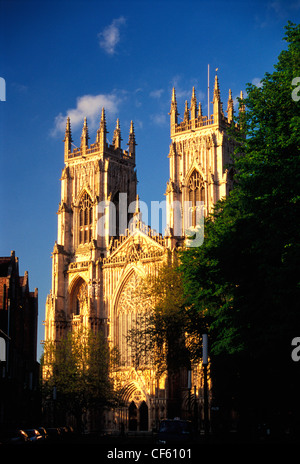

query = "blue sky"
[1, 0, 300, 359]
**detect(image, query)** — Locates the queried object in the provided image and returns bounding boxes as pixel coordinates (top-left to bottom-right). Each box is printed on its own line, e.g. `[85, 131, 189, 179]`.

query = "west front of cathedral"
[43, 75, 239, 433]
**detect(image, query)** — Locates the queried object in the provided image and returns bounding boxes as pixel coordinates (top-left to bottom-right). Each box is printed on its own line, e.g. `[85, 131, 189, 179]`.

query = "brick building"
[0, 251, 39, 429]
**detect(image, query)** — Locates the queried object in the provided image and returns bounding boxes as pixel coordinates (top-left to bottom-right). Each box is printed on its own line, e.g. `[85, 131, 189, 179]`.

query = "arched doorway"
[128, 401, 137, 431]
[139, 401, 148, 431]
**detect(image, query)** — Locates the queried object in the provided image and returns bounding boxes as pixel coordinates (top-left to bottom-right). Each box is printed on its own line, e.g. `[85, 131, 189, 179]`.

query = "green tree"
[42, 328, 116, 431]
[179, 22, 300, 435]
[128, 263, 192, 375]
[127, 262, 198, 418]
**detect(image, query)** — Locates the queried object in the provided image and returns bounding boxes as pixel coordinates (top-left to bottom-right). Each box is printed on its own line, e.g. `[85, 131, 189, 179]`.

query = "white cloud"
[170, 75, 194, 101]
[255, 1, 300, 28]
[170, 75, 206, 103]
[233, 93, 241, 110]
[52, 93, 121, 136]
[150, 113, 167, 126]
[134, 119, 143, 130]
[252, 77, 263, 88]
[150, 89, 164, 99]
[98, 17, 126, 55]
[11, 82, 28, 93]
[269, 0, 300, 16]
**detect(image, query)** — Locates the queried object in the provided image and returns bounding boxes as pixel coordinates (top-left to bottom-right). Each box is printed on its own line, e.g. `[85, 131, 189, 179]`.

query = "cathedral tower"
[44, 111, 137, 343]
[166, 73, 237, 245]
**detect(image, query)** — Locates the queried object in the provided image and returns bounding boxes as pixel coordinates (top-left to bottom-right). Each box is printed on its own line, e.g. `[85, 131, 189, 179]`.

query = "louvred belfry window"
[188, 170, 204, 227]
[79, 193, 93, 244]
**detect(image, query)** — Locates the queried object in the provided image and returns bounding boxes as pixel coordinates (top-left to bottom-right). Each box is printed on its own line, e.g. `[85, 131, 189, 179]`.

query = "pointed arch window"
[112, 191, 120, 238]
[188, 170, 204, 227]
[79, 192, 93, 244]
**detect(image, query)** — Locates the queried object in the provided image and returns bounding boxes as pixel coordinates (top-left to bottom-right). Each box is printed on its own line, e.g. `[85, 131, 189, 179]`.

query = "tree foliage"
[42, 327, 116, 428]
[127, 262, 195, 377]
[180, 22, 300, 358]
[179, 22, 300, 429]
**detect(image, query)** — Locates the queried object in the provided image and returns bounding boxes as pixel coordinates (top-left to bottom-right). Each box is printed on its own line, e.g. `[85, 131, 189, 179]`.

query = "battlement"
[67, 141, 134, 162]
[63, 110, 136, 163]
[174, 114, 215, 134]
[170, 75, 243, 137]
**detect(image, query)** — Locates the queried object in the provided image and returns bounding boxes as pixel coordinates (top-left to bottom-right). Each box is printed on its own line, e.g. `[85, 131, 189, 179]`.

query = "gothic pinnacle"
[134, 194, 140, 215]
[130, 120, 136, 142]
[213, 71, 224, 119]
[128, 120, 136, 156]
[113, 118, 122, 149]
[64, 116, 73, 142]
[133, 193, 142, 227]
[191, 86, 196, 102]
[170, 87, 178, 114]
[169, 87, 179, 132]
[198, 101, 203, 116]
[184, 100, 190, 122]
[130, 120, 135, 135]
[190, 86, 197, 119]
[198, 101, 203, 122]
[80, 117, 89, 147]
[96, 107, 108, 148]
[100, 107, 107, 133]
[171, 87, 177, 105]
[213, 73, 221, 102]
[227, 89, 234, 123]
[239, 90, 245, 112]
[64, 116, 73, 157]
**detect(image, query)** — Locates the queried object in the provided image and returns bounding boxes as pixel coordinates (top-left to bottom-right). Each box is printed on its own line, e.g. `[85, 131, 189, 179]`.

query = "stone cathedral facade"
[44, 75, 238, 432]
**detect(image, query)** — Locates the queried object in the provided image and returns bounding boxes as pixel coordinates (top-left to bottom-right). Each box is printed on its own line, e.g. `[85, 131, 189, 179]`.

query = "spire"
[198, 101, 203, 123]
[64, 117, 73, 157]
[227, 89, 234, 124]
[100, 107, 107, 132]
[169, 87, 178, 131]
[128, 120, 136, 157]
[80, 117, 89, 148]
[171, 87, 178, 112]
[213, 70, 223, 122]
[133, 194, 142, 228]
[183, 100, 190, 122]
[239, 90, 245, 112]
[190, 87, 197, 120]
[112, 118, 122, 149]
[238, 91, 246, 131]
[213, 73, 221, 104]
[97, 107, 107, 150]
[134, 194, 140, 216]
[64, 117, 72, 142]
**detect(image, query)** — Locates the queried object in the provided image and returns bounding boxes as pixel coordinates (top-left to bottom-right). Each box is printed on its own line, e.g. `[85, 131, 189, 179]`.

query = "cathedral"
[43, 74, 238, 433]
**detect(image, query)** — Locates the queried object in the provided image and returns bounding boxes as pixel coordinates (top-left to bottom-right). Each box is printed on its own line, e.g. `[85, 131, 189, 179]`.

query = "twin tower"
[44, 74, 241, 432]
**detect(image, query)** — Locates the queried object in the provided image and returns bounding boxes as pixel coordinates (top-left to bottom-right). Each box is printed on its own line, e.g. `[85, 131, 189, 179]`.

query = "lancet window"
[188, 170, 204, 227]
[79, 192, 93, 244]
